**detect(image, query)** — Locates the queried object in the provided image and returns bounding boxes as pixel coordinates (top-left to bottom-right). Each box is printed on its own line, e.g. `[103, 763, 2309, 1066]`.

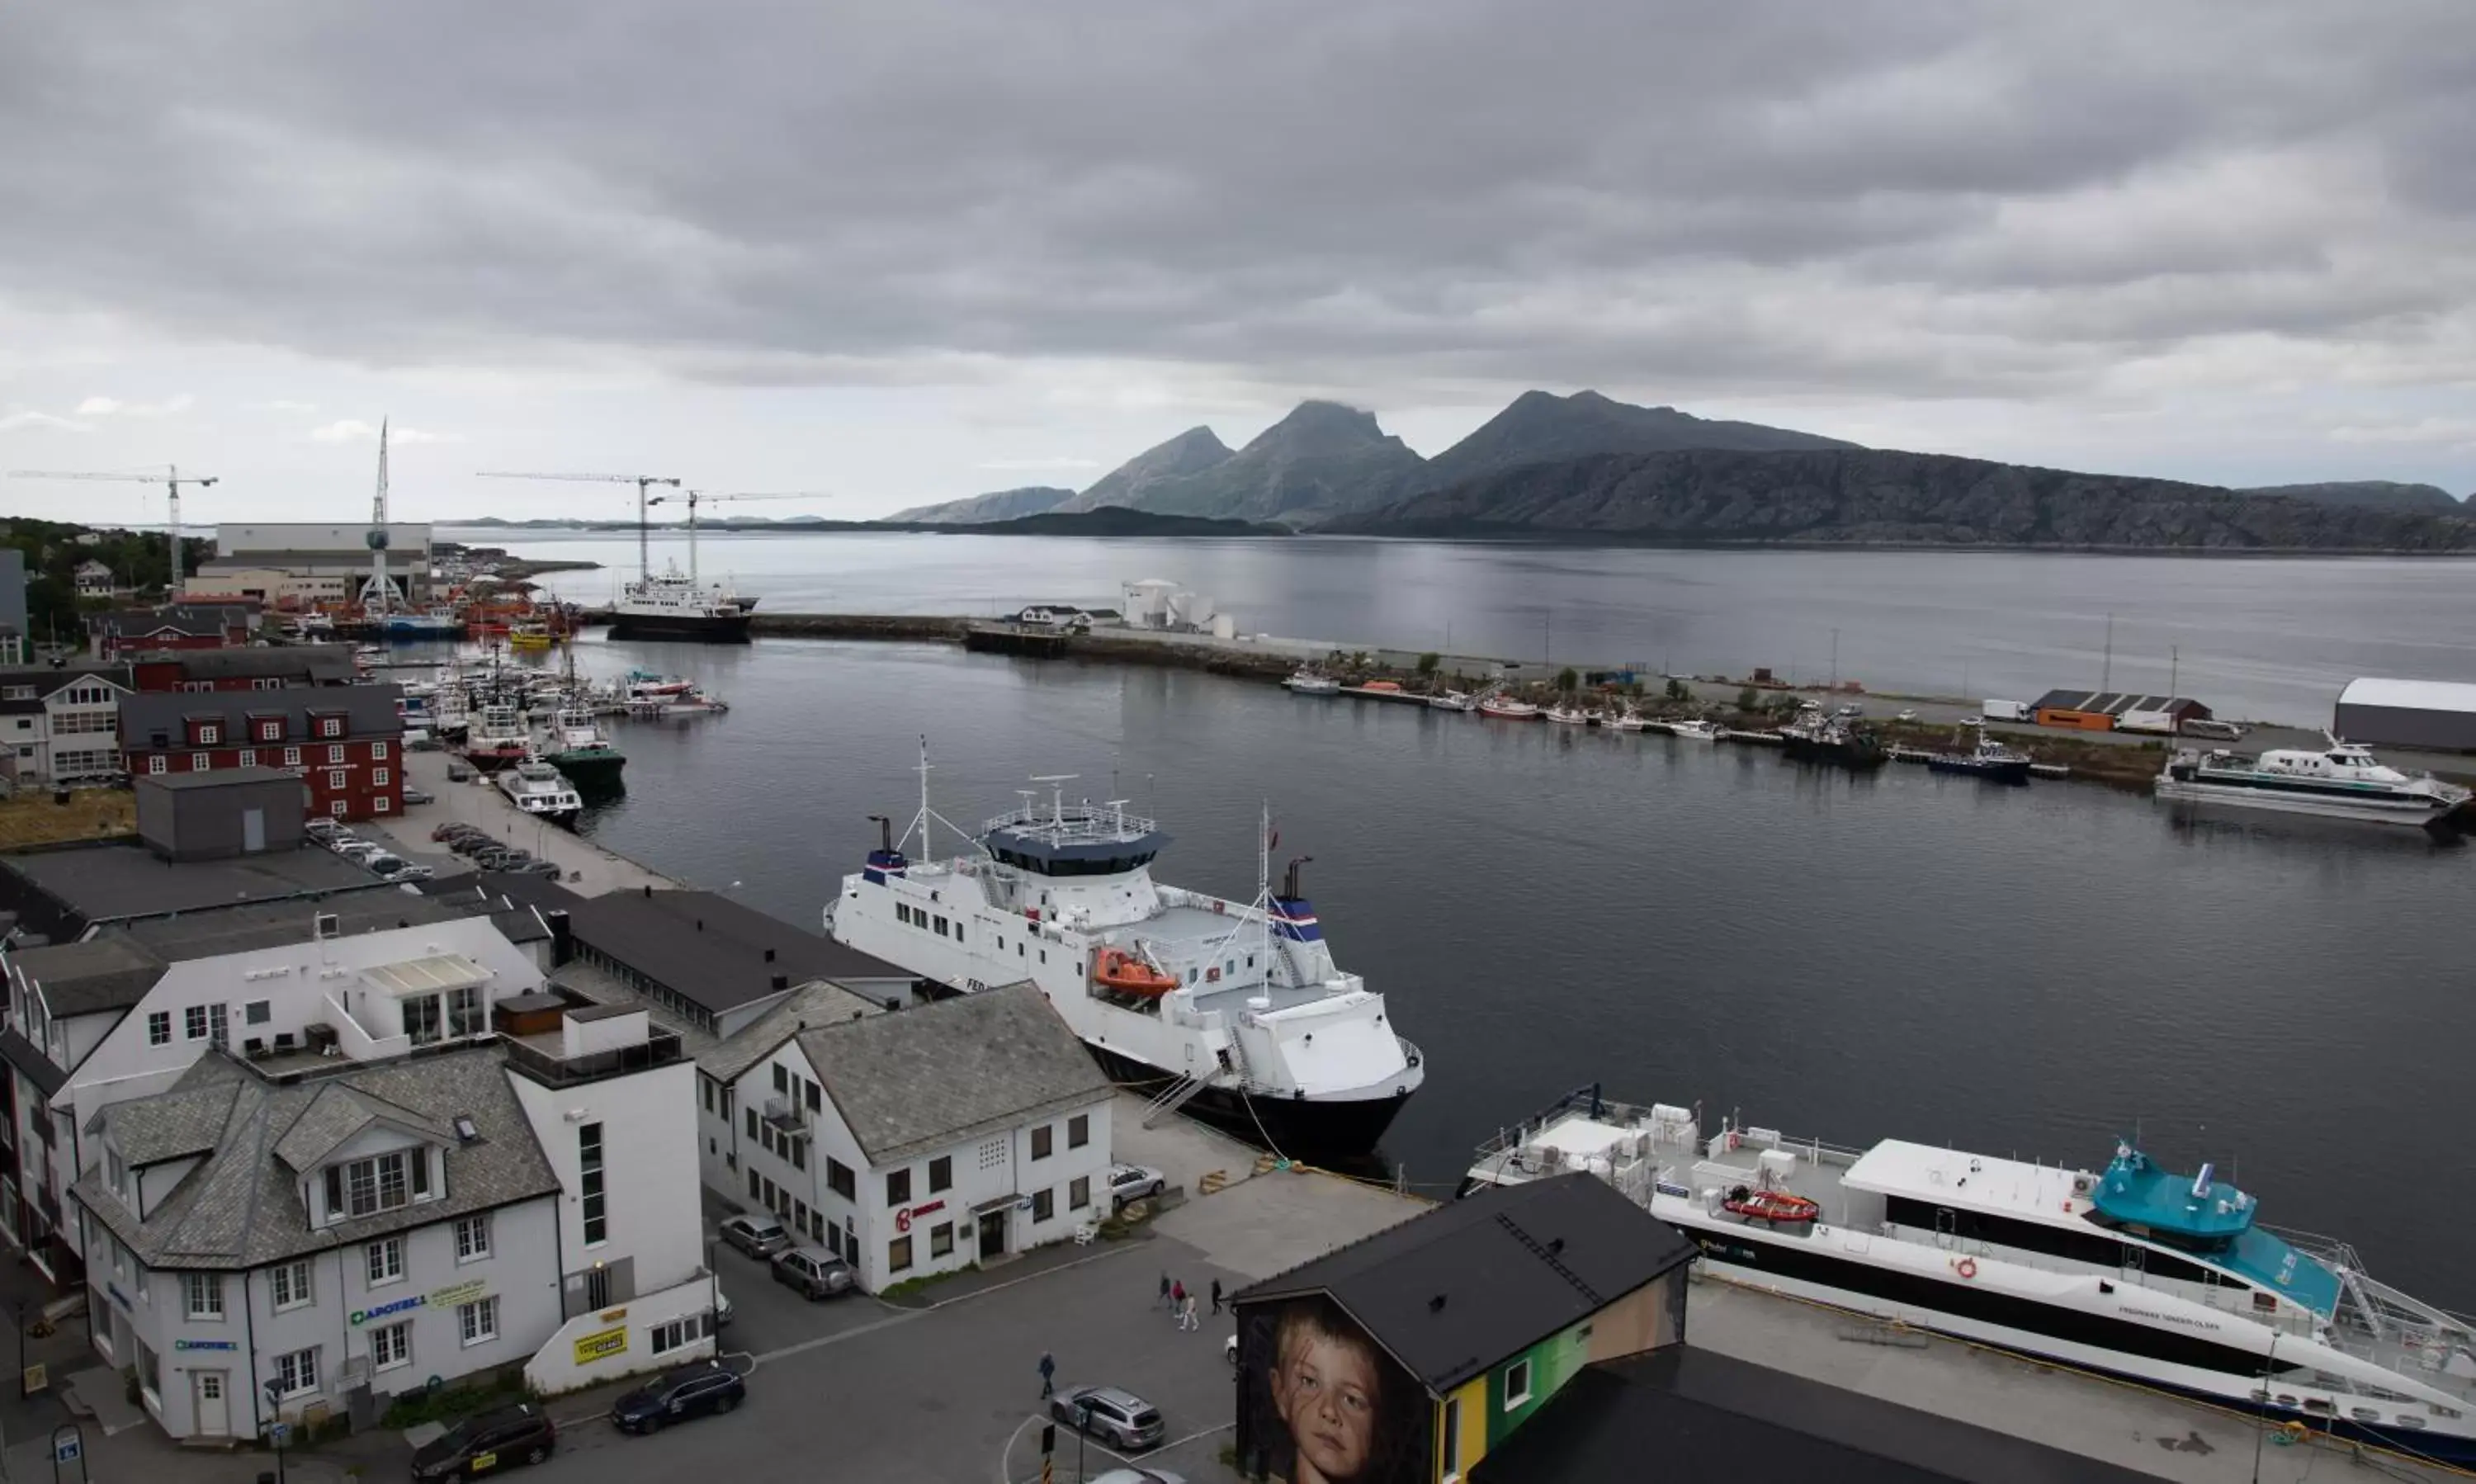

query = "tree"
[1666, 678, 1691, 703]
[1415, 652, 1440, 676]
[1348, 650, 1372, 673]
[1555, 666, 1580, 692]
[1737, 686, 1760, 713]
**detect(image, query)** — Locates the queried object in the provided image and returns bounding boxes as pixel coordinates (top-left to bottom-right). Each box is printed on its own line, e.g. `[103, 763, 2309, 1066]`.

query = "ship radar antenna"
[1029, 773, 1076, 825]
[911, 737, 935, 860]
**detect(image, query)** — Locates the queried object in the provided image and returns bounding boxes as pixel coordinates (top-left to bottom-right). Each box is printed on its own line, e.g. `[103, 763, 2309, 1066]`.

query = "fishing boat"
[1669, 717, 1722, 741]
[2155, 735, 2472, 833]
[1926, 725, 2034, 785]
[541, 707, 626, 787]
[1779, 716, 1888, 769]
[1478, 693, 1541, 720]
[826, 763, 1423, 1156]
[1428, 690, 1478, 712]
[1464, 1089, 2476, 1464]
[379, 606, 465, 639]
[1605, 708, 1647, 731]
[508, 621, 556, 651]
[1544, 702, 1591, 725]
[460, 703, 532, 773]
[1283, 668, 1342, 695]
[494, 758, 583, 824]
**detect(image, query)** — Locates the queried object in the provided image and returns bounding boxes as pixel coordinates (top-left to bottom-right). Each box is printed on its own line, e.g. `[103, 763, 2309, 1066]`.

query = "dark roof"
[698, 980, 888, 1084]
[793, 983, 1108, 1165]
[1, 839, 387, 931]
[118, 683, 403, 742]
[0, 664, 132, 715]
[75, 1047, 561, 1270]
[489, 908, 550, 946]
[10, 933, 168, 1015]
[89, 604, 247, 639]
[166, 645, 357, 683]
[0, 1027, 67, 1098]
[1467, 1346, 2160, 1484]
[137, 765, 303, 793]
[115, 891, 494, 962]
[564, 889, 908, 1013]
[2027, 689, 2209, 718]
[1235, 1174, 1699, 1396]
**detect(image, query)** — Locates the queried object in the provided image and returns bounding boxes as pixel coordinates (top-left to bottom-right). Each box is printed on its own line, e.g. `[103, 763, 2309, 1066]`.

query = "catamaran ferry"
[825, 768, 1424, 1155]
[1462, 1089, 2476, 1463]
[2156, 735, 2472, 833]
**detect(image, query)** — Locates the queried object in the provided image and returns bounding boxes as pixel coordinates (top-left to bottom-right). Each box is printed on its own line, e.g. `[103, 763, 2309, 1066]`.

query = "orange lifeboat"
[1723, 1185, 1821, 1226]
[1093, 948, 1179, 998]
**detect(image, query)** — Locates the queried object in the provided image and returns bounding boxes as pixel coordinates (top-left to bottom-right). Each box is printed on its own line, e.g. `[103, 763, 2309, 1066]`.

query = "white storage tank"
[1210, 613, 1236, 640]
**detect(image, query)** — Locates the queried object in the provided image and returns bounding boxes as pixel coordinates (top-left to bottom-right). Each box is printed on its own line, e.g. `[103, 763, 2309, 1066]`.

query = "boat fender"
[1955, 1258, 1977, 1280]
[1213, 900, 1224, 915]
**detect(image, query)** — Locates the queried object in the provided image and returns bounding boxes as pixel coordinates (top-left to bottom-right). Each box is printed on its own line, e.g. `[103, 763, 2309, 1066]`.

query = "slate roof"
[74, 1046, 560, 1270]
[163, 645, 357, 684]
[697, 979, 887, 1085]
[1234, 1173, 1700, 1396]
[88, 1082, 243, 1167]
[1467, 1346, 2160, 1484]
[0, 1028, 66, 1098]
[794, 983, 1108, 1166]
[11, 933, 168, 1015]
[119, 683, 404, 745]
[565, 889, 909, 1014]
[0, 664, 131, 716]
[271, 1083, 456, 1172]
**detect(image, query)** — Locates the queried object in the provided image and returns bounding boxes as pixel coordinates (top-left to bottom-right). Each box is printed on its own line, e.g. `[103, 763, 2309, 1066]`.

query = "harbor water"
[499, 628, 2476, 1312]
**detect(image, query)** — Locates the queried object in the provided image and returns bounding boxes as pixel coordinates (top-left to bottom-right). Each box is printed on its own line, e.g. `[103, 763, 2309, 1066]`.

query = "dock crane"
[7, 465, 219, 595]
[645, 491, 838, 585]
[474, 471, 682, 580]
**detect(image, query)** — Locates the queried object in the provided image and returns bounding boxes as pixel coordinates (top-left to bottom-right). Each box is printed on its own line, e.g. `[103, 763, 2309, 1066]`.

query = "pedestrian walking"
[1179, 1294, 1200, 1331]
[1038, 1349, 1055, 1399]
[1171, 1278, 1187, 1319]
[1158, 1270, 1172, 1310]
[1210, 1278, 1223, 1316]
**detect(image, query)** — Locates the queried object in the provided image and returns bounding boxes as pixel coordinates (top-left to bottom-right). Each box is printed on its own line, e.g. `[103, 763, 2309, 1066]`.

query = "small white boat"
[1670, 718, 1722, 741]
[495, 759, 582, 824]
[1544, 702, 1591, 725]
[1428, 690, 1478, 712]
[1283, 668, 1342, 696]
[1605, 708, 1648, 732]
[1477, 693, 1540, 720]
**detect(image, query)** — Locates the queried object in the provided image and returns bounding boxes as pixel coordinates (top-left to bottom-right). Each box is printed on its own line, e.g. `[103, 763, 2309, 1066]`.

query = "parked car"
[333, 841, 382, 863]
[607, 1361, 746, 1435]
[770, 1245, 855, 1300]
[365, 853, 409, 876]
[1835, 703, 1864, 718]
[1108, 1163, 1166, 1210]
[719, 1212, 793, 1258]
[430, 822, 469, 843]
[1049, 1386, 1165, 1452]
[376, 863, 435, 882]
[305, 819, 345, 842]
[403, 786, 435, 805]
[410, 1402, 557, 1480]
[506, 858, 565, 878]
[446, 762, 473, 782]
[1894, 709, 1920, 722]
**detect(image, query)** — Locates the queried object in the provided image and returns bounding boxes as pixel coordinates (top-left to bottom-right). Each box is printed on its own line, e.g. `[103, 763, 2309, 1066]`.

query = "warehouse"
[2335, 678, 2476, 754]
[2029, 690, 2213, 732]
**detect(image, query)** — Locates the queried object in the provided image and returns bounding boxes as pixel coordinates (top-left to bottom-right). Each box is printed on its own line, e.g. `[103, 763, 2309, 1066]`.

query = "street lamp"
[264, 1378, 288, 1484]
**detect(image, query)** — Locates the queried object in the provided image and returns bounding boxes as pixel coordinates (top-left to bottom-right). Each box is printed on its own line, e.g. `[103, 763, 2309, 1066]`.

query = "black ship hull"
[1780, 733, 1888, 771]
[1084, 1042, 1412, 1158]
[1926, 754, 2031, 784]
[607, 611, 754, 644]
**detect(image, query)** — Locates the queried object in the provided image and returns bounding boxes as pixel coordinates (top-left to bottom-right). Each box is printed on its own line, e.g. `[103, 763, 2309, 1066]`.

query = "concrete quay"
[376, 744, 682, 894]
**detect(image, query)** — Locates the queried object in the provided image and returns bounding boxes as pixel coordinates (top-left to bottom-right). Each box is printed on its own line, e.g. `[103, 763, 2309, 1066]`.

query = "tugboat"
[1926, 724, 2034, 785]
[460, 703, 532, 773]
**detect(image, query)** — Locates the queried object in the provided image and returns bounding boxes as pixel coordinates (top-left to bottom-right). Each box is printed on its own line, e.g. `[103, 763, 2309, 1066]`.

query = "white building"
[201, 523, 435, 608]
[692, 982, 1113, 1292]
[0, 664, 132, 787]
[74, 560, 125, 601]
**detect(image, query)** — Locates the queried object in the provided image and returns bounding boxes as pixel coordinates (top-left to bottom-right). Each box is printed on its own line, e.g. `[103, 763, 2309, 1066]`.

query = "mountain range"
[893, 390, 2467, 550]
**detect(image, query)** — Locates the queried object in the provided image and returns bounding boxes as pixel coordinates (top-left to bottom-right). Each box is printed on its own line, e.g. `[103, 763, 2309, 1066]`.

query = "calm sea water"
[464, 527, 2476, 727]
[480, 627, 2476, 1311]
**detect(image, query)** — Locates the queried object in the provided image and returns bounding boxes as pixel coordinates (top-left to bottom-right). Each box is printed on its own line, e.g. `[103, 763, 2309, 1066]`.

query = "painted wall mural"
[1236, 1295, 1432, 1484]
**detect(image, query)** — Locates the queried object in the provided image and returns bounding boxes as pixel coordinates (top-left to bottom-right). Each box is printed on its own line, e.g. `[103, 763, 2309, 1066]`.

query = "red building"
[127, 644, 358, 692]
[87, 603, 258, 658]
[116, 685, 404, 820]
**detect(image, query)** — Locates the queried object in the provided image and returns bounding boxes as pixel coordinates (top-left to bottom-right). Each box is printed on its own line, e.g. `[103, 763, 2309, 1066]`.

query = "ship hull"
[2155, 778, 2467, 832]
[547, 751, 627, 788]
[1926, 755, 2031, 785]
[1082, 1042, 1411, 1158]
[607, 610, 754, 644]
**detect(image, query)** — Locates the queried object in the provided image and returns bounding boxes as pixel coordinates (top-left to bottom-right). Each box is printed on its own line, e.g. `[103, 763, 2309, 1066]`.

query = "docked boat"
[379, 607, 465, 639]
[1463, 1089, 2476, 1463]
[1605, 708, 1647, 731]
[541, 707, 626, 787]
[825, 769, 1424, 1156]
[460, 703, 532, 773]
[1779, 716, 1888, 770]
[608, 567, 754, 643]
[508, 621, 556, 651]
[494, 759, 583, 824]
[1283, 669, 1342, 696]
[1477, 693, 1540, 720]
[1428, 690, 1478, 712]
[1544, 702, 1591, 725]
[1926, 725, 2034, 785]
[2155, 735, 2472, 833]
[1669, 717, 1722, 742]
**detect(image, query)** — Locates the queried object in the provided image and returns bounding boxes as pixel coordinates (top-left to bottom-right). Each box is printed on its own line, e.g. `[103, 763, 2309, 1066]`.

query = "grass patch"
[0, 788, 135, 848]
[380, 1372, 535, 1430]
[879, 1261, 980, 1303]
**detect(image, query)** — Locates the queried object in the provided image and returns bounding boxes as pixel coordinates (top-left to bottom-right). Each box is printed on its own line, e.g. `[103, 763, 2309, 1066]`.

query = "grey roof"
[2, 839, 382, 931]
[119, 683, 404, 744]
[271, 1083, 456, 1171]
[89, 606, 236, 639]
[87, 1082, 243, 1166]
[546, 960, 716, 1060]
[1235, 1173, 1701, 1395]
[489, 907, 550, 946]
[565, 889, 909, 1014]
[137, 764, 304, 793]
[0, 664, 131, 716]
[0, 1028, 66, 1098]
[168, 645, 357, 683]
[697, 980, 887, 1085]
[12, 933, 167, 1015]
[414, 870, 586, 915]
[75, 1046, 560, 1270]
[794, 983, 1108, 1165]
[114, 888, 491, 962]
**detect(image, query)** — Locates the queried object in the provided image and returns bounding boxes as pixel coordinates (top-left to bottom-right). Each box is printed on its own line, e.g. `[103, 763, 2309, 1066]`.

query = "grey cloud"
[3, 0, 2471, 412]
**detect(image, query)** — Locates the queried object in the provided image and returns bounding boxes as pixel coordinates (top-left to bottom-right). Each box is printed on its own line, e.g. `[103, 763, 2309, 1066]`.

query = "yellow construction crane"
[8, 465, 219, 593]
[475, 471, 681, 579]
[645, 491, 839, 586]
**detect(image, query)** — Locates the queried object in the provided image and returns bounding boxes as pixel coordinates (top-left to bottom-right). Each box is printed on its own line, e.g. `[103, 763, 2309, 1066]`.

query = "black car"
[608, 1362, 747, 1434]
[410, 1402, 557, 1480]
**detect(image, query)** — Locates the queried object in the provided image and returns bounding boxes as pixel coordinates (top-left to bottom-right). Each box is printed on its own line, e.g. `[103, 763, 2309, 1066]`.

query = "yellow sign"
[430, 1279, 489, 1310]
[21, 1363, 45, 1395]
[471, 1451, 498, 1472]
[573, 1326, 628, 1365]
[598, 1307, 627, 1323]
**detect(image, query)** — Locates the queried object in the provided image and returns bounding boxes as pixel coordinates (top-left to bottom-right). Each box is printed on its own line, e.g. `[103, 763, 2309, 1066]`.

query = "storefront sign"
[598, 1307, 627, 1323]
[173, 1339, 238, 1352]
[573, 1326, 627, 1366]
[894, 1198, 947, 1235]
[428, 1279, 489, 1310]
[350, 1294, 426, 1326]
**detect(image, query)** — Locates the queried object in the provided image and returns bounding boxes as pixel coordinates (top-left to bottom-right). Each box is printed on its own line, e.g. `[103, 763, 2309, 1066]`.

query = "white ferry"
[2156, 735, 2471, 833]
[825, 771, 1424, 1155]
[1463, 1089, 2476, 1464]
[494, 759, 583, 824]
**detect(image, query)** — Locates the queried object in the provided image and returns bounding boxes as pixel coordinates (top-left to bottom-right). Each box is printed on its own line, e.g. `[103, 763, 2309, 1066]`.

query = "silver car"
[1051, 1386, 1165, 1452]
[718, 1212, 792, 1259]
[1107, 1163, 1165, 1210]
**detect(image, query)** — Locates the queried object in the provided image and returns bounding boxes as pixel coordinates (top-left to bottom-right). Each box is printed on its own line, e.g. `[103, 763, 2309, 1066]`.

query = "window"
[448, 985, 481, 1037]
[192, 754, 210, 772]
[790, 1137, 806, 1172]
[805, 1080, 821, 1113]
[149, 755, 167, 774]
[135, 1263, 149, 1301]
[827, 1158, 855, 1202]
[1504, 1358, 1532, 1411]
[239, 749, 257, 768]
[747, 1167, 759, 1200]
[1070, 1175, 1090, 1211]
[371, 741, 389, 759]
[455, 1215, 490, 1262]
[259, 719, 281, 741]
[579, 1122, 607, 1245]
[244, 1000, 271, 1025]
[928, 1156, 952, 1194]
[272, 1260, 312, 1311]
[330, 1150, 421, 1217]
[1031, 1124, 1053, 1160]
[458, 1297, 499, 1347]
[650, 1311, 710, 1356]
[1032, 1188, 1054, 1223]
[889, 1236, 914, 1273]
[886, 1167, 911, 1206]
[183, 1005, 210, 1041]
[1069, 1113, 1090, 1149]
[702, 1079, 715, 1113]
[283, 747, 300, 766]
[328, 768, 348, 789]
[370, 1321, 411, 1371]
[198, 724, 220, 744]
[794, 1199, 811, 1235]
[744, 1108, 758, 1140]
[328, 744, 345, 764]
[773, 1065, 790, 1096]
[930, 1222, 954, 1259]
[933, 915, 947, 937]
[366, 1236, 405, 1287]
[373, 768, 390, 787]
[106, 1150, 128, 1198]
[979, 1137, 1007, 1170]
[146, 1011, 171, 1047]
[272, 1348, 318, 1399]
[183, 1272, 224, 1320]
[1442, 1397, 1462, 1477]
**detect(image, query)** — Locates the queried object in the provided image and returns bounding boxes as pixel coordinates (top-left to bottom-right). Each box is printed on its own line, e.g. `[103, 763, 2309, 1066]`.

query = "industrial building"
[2336, 677, 2476, 754]
[195, 522, 434, 609]
[2028, 690, 2213, 733]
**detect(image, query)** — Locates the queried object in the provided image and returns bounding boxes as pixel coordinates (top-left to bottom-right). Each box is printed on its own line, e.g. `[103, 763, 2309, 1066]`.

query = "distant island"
[446, 508, 1286, 539]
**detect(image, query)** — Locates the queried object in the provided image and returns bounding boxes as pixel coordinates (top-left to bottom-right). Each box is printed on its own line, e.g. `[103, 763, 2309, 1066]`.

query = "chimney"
[545, 909, 574, 967]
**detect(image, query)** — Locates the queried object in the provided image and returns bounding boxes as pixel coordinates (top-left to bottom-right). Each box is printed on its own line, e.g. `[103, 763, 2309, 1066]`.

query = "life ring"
[1955, 1258, 1977, 1280]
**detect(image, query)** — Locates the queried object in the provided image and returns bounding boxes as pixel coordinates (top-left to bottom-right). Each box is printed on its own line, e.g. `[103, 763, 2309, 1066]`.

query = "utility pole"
[1829, 628, 1840, 692]
[2169, 645, 2179, 708]
[2101, 612, 2115, 692]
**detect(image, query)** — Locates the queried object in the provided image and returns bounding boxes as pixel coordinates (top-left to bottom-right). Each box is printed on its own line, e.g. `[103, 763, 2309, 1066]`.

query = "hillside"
[1420, 389, 1857, 489]
[2237, 480, 2464, 513]
[1331, 447, 2476, 552]
[1063, 401, 1426, 524]
[946, 508, 1288, 537]
[887, 485, 1076, 524]
[1059, 426, 1236, 513]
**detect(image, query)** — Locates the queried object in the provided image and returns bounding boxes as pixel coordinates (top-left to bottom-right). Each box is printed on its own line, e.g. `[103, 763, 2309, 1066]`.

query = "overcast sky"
[5, 2, 2471, 523]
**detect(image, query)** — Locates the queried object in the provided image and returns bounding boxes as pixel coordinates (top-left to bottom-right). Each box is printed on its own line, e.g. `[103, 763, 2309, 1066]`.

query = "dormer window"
[324, 1148, 432, 1220]
[319, 714, 344, 739]
[106, 1148, 130, 1204]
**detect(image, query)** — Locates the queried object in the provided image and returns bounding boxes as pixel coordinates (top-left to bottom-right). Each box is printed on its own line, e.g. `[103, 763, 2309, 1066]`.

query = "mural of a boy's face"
[1272, 1311, 1382, 1483]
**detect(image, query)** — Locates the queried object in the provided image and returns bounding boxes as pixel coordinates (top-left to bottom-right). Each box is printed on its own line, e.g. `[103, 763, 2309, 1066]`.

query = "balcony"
[762, 1095, 809, 1132]
[503, 1028, 684, 1089]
